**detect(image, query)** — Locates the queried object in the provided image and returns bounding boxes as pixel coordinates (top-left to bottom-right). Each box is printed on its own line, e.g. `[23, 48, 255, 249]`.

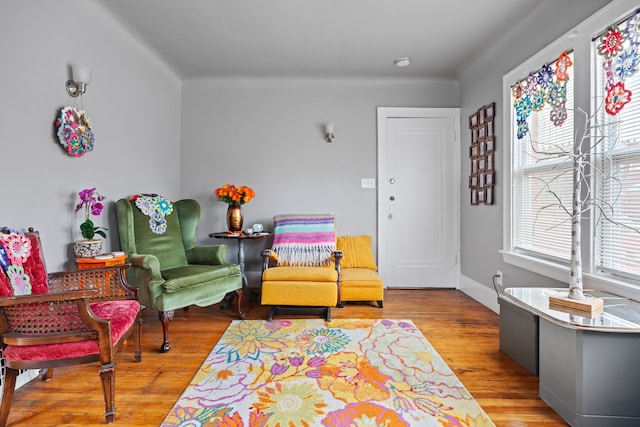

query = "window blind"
[595, 12, 640, 279]
[511, 52, 575, 261]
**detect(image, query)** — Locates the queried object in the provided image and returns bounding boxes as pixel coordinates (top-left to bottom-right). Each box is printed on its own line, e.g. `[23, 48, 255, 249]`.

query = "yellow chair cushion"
[339, 268, 384, 303]
[262, 266, 338, 281]
[336, 235, 377, 270]
[261, 280, 337, 306]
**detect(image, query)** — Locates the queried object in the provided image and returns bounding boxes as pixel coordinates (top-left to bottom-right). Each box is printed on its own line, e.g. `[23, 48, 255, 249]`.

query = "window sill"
[500, 250, 640, 302]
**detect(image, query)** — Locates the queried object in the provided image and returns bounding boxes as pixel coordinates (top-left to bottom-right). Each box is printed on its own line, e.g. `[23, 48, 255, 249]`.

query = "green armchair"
[115, 195, 244, 353]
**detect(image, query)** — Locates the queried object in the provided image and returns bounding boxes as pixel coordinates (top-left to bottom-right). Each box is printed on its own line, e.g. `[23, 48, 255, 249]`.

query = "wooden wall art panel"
[468, 102, 495, 205]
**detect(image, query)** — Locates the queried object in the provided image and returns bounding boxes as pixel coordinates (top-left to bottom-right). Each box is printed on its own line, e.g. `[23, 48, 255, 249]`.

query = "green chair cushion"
[161, 264, 241, 293]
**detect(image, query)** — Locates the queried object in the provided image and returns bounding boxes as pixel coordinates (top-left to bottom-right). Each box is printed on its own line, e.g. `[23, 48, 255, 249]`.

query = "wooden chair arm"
[0, 290, 110, 346]
[0, 289, 98, 306]
[261, 249, 279, 271]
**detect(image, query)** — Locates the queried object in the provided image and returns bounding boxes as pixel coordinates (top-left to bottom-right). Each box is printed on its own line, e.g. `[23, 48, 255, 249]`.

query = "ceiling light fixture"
[394, 57, 411, 67]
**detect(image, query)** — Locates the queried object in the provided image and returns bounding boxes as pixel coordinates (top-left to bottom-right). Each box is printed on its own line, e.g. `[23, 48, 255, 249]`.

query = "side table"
[209, 232, 272, 299]
[74, 252, 128, 290]
[76, 252, 127, 269]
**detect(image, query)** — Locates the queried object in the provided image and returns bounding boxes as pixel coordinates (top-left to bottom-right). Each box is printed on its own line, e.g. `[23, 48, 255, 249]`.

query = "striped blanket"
[272, 214, 336, 266]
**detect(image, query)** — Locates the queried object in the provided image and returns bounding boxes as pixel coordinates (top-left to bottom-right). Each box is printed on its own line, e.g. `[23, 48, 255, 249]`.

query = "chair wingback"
[115, 197, 188, 270]
[272, 214, 336, 266]
[174, 199, 201, 251]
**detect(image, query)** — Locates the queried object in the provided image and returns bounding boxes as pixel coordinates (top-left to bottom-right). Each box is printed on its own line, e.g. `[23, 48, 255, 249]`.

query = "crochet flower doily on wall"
[55, 106, 95, 157]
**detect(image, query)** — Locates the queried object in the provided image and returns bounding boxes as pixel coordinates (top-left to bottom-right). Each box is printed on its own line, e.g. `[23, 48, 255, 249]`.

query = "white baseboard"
[459, 274, 500, 314]
[0, 369, 39, 402]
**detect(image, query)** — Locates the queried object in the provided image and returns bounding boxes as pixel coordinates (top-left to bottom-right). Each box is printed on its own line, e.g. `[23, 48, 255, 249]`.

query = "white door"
[377, 108, 460, 288]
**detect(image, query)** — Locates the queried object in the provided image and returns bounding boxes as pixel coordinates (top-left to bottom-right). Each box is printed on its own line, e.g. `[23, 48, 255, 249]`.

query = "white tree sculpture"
[532, 105, 631, 301]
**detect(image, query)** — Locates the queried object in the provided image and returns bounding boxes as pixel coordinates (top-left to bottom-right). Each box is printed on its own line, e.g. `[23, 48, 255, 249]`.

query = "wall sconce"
[66, 64, 92, 97]
[324, 123, 335, 143]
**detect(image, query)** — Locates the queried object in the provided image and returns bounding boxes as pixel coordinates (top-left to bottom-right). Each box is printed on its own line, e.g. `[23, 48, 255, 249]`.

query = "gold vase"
[226, 205, 243, 233]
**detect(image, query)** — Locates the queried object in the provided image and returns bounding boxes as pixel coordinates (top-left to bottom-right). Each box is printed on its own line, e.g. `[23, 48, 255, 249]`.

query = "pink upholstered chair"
[0, 228, 141, 425]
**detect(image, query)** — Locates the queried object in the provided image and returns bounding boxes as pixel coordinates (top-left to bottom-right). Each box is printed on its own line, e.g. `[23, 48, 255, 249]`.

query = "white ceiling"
[96, 0, 541, 80]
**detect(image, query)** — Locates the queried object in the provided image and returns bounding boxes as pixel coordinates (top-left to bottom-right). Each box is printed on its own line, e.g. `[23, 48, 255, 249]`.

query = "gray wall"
[180, 77, 459, 272]
[457, 0, 612, 295]
[1, 0, 617, 306]
[1, 0, 181, 271]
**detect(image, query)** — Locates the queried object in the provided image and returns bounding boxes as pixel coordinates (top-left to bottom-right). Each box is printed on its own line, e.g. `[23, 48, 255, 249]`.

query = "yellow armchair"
[260, 214, 339, 321]
[335, 235, 384, 308]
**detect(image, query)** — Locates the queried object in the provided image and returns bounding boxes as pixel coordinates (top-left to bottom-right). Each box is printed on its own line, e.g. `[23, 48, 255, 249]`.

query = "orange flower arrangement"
[215, 184, 255, 205]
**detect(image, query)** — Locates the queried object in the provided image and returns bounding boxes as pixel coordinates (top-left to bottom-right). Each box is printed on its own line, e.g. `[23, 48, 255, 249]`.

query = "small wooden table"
[74, 253, 127, 290]
[76, 253, 127, 269]
[209, 232, 272, 298]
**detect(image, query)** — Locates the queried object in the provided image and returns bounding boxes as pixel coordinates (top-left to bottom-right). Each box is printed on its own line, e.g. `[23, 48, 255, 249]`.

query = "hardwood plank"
[4, 289, 566, 426]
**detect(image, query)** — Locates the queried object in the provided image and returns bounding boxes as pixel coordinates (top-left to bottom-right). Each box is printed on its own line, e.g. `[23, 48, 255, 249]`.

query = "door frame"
[376, 107, 461, 286]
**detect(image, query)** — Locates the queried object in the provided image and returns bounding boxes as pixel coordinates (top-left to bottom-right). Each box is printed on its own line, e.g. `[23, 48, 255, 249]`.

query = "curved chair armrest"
[0, 289, 105, 343]
[48, 265, 138, 301]
[261, 249, 279, 270]
[0, 289, 103, 345]
[125, 254, 166, 304]
[128, 254, 162, 278]
[0, 289, 98, 307]
[185, 245, 228, 265]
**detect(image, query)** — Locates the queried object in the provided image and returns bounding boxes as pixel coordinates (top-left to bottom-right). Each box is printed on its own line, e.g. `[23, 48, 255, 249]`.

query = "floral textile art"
[0, 230, 33, 295]
[55, 106, 95, 157]
[597, 12, 640, 116]
[129, 194, 174, 234]
[512, 51, 573, 139]
[161, 319, 495, 427]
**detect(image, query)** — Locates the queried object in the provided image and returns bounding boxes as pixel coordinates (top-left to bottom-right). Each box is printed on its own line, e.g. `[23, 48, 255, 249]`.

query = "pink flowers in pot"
[75, 187, 107, 240]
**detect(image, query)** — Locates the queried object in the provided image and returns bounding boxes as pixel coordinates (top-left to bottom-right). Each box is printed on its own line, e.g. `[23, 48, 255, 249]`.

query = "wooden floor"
[4, 289, 567, 426]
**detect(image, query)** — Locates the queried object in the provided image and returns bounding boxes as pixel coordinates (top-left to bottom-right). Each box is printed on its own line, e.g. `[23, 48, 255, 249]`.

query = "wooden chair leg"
[41, 368, 54, 381]
[159, 310, 175, 353]
[99, 362, 116, 424]
[220, 291, 235, 309]
[0, 368, 18, 427]
[235, 289, 246, 319]
[134, 313, 143, 362]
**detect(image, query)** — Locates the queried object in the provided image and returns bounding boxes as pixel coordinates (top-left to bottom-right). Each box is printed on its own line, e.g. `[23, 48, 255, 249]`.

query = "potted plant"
[73, 187, 108, 257]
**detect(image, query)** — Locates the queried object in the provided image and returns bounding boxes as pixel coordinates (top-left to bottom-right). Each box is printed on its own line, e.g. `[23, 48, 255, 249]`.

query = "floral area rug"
[161, 319, 495, 426]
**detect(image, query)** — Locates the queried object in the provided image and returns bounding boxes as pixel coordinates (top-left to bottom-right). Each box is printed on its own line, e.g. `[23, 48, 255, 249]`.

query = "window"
[595, 14, 640, 280]
[503, 1, 640, 295]
[511, 52, 575, 262]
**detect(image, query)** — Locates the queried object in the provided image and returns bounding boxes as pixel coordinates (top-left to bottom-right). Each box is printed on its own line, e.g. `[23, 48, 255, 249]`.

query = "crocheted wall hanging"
[0, 230, 33, 295]
[129, 194, 174, 234]
[597, 11, 639, 116]
[512, 51, 573, 140]
[55, 106, 95, 157]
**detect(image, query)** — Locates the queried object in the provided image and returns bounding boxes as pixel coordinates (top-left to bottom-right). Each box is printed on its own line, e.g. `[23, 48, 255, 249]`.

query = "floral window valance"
[596, 9, 640, 116]
[511, 51, 573, 140]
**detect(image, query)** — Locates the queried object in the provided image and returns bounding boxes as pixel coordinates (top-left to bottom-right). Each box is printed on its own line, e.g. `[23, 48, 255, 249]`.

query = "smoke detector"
[394, 57, 411, 67]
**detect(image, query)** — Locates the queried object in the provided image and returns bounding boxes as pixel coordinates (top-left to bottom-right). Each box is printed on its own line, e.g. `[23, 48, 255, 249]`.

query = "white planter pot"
[73, 239, 103, 258]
